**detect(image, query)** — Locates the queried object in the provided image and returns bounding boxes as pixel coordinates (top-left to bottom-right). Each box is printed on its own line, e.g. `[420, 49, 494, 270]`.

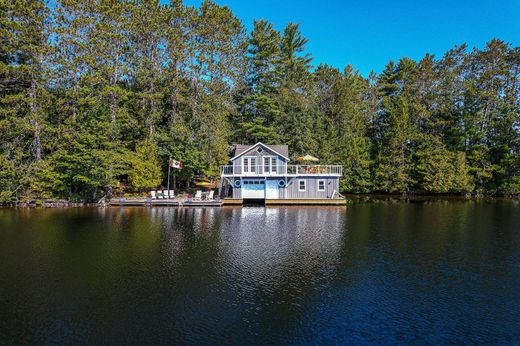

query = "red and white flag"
[169, 159, 182, 169]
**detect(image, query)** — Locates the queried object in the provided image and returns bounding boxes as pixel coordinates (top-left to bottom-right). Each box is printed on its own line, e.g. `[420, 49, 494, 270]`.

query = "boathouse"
[219, 142, 344, 204]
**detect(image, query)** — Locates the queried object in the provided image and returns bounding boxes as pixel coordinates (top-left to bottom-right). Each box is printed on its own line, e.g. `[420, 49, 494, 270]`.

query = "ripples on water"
[0, 200, 519, 344]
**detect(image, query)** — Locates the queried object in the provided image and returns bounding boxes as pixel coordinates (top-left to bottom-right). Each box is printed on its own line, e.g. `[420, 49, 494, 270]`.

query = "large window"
[263, 156, 278, 174]
[243, 157, 256, 174]
[318, 180, 326, 191]
[298, 179, 306, 191]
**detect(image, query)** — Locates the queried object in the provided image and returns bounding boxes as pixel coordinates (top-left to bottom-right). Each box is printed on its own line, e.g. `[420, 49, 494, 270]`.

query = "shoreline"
[1, 193, 518, 208]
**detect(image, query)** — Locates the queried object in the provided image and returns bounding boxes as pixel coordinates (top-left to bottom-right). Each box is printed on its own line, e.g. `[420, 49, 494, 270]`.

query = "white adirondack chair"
[206, 190, 214, 201]
[169, 190, 175, 199]
[194, 190, 202, 201]
[151, 190, 157, 200]
[163, 189, 169, 199]
[330, 190, 344, 199]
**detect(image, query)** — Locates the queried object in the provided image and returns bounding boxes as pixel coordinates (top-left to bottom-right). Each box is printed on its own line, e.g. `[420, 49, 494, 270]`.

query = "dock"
[109, 198, 345, 207]
[265, 198, 346, 205]
[182, 200, 223, 207]
[109, 199, 222, 207]
[221, 198, 346, 206]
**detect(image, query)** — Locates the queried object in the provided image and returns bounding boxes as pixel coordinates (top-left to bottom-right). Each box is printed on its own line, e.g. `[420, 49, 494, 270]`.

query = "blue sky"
[179, 0, 520, 76]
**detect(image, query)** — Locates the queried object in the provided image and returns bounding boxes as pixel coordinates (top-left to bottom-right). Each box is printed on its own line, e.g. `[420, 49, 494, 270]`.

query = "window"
[243, 180, 263, 185]
[250, 157, 256, 173]
[262, 156, 277, 174]
[318, 180, 326, 191]
[243, 158, 249, 173]
[243, 156, 256, 174]
[298, 179, 306, 191]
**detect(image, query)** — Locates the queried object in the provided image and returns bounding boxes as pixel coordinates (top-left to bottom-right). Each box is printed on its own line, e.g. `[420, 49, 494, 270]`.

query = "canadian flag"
[169, 159, 182, 169]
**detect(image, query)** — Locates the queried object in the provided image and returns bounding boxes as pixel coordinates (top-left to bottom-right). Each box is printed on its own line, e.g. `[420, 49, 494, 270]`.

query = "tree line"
[1, 0, 519, 202]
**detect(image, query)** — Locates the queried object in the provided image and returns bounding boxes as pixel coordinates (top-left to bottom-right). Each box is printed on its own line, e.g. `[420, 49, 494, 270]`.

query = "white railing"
[220, 164, 342, 176]
[286, 165, 343, 175]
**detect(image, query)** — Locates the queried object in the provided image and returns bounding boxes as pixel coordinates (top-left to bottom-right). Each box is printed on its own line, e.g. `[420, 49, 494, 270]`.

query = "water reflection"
[0, 200, 519, 344]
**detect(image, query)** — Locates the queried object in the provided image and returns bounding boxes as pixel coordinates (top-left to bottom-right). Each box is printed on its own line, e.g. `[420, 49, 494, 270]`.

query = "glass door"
[243, 156, 256, 175]
[263, 156, 277, 175]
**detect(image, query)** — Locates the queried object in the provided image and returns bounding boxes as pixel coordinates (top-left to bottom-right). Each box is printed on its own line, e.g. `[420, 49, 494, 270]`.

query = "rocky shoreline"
[1, 200, 106, 208]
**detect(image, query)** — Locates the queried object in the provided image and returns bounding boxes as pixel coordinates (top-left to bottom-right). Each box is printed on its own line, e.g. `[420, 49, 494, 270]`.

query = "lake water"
[1, 199, 519, 344]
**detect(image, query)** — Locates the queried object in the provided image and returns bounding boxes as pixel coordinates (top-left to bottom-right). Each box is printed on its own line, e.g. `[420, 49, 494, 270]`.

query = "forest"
[1, 0, 519, 202]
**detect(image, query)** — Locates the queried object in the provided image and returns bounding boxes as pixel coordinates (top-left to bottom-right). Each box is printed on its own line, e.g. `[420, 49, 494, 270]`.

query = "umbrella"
[194, 181, 213, 187]
[295, 154, 319, 162]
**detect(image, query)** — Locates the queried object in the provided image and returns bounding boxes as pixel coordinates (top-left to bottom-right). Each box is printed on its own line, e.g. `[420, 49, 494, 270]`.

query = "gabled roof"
[230, 142, 289, 161]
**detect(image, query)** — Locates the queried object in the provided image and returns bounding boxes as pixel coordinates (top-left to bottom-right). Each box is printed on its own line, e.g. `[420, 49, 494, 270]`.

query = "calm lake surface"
[1, 199, 519, 344]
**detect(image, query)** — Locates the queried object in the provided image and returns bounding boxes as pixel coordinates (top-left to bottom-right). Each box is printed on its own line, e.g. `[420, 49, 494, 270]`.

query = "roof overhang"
[230, 142, 290, 161]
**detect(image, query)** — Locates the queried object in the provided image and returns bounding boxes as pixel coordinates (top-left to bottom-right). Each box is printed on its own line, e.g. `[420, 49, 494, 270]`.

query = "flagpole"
[167, 157, 171, 196]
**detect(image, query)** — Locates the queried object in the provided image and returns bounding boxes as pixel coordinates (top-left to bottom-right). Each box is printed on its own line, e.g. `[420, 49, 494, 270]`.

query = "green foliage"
[415, 137, 474, 193]
[375, 96, 415, 192]
[0, 1, 518, 202]
[127, 141, 162, 192]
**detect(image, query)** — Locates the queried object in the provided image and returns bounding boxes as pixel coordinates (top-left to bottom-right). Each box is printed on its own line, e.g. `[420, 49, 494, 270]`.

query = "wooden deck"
[109, 199, 221, 207]
[221, 198, 347, 206]
[222, 199, 244, 205]
[265, 198, 346, 205]
[182, 200, 223, 207]
[110, 198, 346, 207]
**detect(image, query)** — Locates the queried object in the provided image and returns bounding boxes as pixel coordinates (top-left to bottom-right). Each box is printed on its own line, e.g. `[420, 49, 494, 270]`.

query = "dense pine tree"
[0, 0, 518, 202]
[1, 0, 50, 200]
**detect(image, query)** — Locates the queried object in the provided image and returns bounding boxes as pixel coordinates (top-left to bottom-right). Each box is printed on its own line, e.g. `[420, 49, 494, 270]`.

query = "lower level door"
[242, 179, 265, 199]
[265, 179, 279, 199]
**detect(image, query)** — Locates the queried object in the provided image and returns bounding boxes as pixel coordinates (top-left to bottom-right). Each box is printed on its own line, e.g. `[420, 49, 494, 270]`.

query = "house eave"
[230, 142, 290, 162]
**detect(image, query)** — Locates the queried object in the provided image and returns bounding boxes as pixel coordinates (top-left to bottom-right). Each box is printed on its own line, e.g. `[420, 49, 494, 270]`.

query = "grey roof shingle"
[231, 143, 289, 159]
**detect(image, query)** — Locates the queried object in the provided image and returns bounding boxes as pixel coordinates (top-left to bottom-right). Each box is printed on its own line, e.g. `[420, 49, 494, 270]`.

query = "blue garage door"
[242, 180, 265, 199]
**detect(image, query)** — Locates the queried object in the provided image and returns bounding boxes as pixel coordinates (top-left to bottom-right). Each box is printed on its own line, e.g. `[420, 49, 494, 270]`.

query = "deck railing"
[220, 164, 342, 176]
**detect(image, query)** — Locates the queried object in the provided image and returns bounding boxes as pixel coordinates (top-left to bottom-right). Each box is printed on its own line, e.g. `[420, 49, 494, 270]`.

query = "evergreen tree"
[0, 0, 49, 202]
[333, 66, 372, 192]
[237, 19, 282, 143]
[375, 96, 415, 192]
[0, 0, 518, 201]
[415, 135, 474, 193]
[277, 22, 315, 155]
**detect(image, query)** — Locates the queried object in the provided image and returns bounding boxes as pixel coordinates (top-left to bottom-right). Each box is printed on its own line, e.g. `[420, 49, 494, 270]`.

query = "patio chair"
[206, 190, 214, 201]
[194, 190, 202, 201]
[163, 189, 169, 199]
[157, 190, 164, 199]
[169, 190, 175, 199]
[151, 190, 157, 200]
[330, 190, 345, 199]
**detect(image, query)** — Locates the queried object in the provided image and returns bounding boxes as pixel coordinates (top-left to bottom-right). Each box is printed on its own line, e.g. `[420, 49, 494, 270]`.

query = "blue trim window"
[318, 180, 325, 191]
